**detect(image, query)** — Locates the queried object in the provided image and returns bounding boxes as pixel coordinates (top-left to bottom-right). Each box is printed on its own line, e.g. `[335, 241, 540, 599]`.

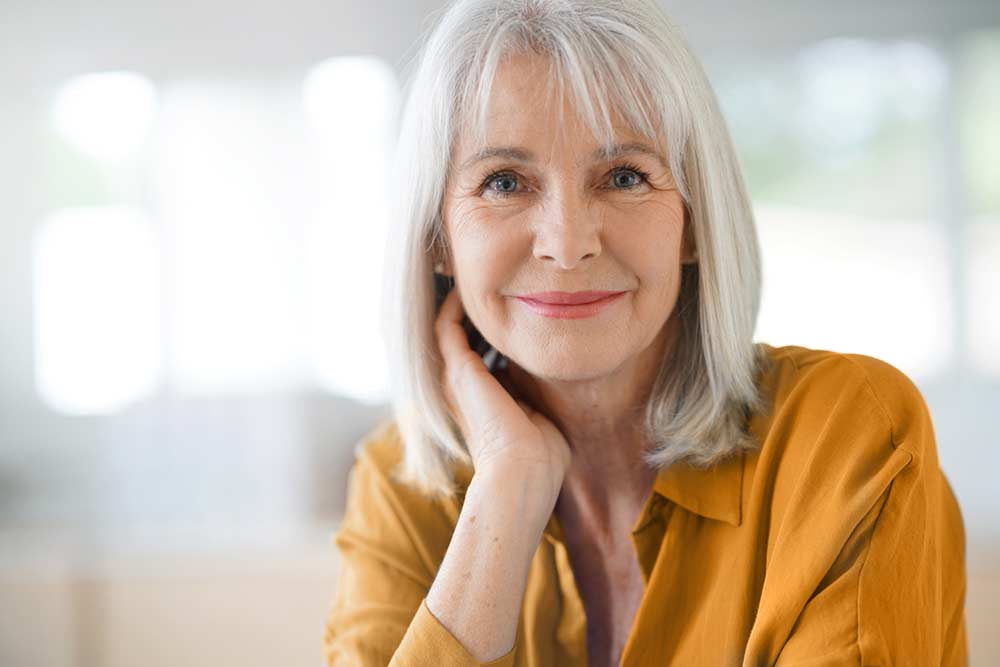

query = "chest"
[569, 548, 647, 667]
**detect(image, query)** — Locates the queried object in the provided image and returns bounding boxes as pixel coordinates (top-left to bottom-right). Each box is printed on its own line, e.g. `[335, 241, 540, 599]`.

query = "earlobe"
[682, 239, 698, 264]
[432, 230, 454, 276]
[432, 240, 454, 276]
[433, 259, 453, 276]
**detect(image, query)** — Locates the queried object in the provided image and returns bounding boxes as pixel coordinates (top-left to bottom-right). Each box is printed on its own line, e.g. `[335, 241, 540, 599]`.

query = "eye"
[609, 165, 650, 190]
[482, 171, 521, 198]
[477, 165, 651, 198]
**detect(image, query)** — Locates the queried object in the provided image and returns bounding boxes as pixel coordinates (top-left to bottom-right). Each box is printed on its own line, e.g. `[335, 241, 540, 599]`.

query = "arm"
[325, 286, 571, 665]
[323, 434, 560, 667]
[422, 463, 559, 662]
[773, 461, 967, 666]
[756, 357, 969, 666]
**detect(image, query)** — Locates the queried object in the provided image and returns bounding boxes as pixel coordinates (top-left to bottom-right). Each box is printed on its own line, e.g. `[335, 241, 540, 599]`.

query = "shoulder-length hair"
[382, 0, 773, 499]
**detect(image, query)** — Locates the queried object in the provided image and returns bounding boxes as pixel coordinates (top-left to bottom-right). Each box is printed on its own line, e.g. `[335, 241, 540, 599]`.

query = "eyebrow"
[459, 142, 668, 170]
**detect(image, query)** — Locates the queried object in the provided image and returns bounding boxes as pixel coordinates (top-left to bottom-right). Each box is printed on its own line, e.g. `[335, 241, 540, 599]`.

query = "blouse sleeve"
[767, 358, 968, 666]
[322, 437, 517, 667]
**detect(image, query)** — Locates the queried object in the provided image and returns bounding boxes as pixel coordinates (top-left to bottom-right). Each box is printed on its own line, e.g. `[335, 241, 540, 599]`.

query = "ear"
[432, 225, 455, 275]
[432, 244, 454, 276]
[680, 207, 698, 265]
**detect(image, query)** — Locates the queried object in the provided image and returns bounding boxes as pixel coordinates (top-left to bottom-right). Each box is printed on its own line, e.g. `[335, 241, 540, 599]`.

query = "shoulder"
[760, 343, 936, 460]
[350, 420, 407, 478]
[749, 345, 941, 564]
[337, 420, 462, 579]
[748, 343, 942, 525]
[349, 420, 473, 503]
[751, 347, 964, 662]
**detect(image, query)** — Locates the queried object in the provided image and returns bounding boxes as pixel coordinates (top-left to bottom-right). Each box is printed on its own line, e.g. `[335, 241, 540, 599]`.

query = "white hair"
[383, 0, 773, 498]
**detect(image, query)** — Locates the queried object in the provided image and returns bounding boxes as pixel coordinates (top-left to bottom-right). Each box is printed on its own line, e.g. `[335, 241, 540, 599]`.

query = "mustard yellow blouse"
[323, 343, 968, 666]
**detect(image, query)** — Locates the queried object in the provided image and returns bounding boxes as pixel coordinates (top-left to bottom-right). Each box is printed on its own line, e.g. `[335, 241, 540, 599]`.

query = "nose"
[531, 191, 602, 269]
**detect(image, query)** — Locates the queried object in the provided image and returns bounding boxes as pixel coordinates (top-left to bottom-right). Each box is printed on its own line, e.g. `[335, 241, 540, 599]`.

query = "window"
[711, 38, 957, 378]
[34, 207, 160, 414]
[37, 58, 400, 412]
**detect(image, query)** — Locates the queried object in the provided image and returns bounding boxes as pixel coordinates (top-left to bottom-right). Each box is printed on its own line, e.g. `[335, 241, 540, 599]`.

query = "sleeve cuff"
[391, 597, 517, 667]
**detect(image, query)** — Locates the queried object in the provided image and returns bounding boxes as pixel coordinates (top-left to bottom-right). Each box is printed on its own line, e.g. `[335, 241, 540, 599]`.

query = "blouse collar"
[652, 448, 745, 527]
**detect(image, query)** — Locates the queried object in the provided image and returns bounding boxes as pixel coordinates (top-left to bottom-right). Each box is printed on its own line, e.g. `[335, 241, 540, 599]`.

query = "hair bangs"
[454, 8, 688, 194]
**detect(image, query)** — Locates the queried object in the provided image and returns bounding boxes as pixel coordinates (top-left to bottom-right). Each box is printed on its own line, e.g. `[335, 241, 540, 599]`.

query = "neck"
[504, 313, 679, 546]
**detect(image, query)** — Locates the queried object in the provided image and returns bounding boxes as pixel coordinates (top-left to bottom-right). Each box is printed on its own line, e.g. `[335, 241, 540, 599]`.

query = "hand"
[434, 287, 571, 494]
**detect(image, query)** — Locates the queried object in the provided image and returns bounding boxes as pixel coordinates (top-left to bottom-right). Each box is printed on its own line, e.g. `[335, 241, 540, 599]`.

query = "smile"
[514, 291, 627, 320]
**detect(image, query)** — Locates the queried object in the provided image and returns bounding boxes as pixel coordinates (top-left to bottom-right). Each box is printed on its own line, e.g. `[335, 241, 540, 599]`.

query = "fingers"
[434, 288, 476, 368]
[435, 288, 494, 386]
[434, 287, 538, 442]
[434, 288, 483, 434]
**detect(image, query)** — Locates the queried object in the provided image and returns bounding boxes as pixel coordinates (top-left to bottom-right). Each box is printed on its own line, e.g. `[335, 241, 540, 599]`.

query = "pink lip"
[515, 291, 627, 319]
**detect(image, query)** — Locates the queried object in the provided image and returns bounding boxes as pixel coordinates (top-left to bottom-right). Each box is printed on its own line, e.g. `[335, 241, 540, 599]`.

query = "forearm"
[424, 464, 559, 662]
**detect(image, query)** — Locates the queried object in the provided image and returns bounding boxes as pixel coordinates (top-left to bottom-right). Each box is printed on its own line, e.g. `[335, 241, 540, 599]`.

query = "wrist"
[471, 460, 563, 512]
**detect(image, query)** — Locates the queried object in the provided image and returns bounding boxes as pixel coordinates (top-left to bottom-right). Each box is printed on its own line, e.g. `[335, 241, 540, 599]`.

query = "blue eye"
[492, 175, 518, 192]
[610, 166, 649, 189]
[478, 164, 650, 199]
[482, 172, 519, 198]
[613, 170, 639, 188]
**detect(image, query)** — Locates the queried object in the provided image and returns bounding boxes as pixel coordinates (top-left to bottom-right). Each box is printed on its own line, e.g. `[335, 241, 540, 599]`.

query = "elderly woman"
[323, 1, 967, 665]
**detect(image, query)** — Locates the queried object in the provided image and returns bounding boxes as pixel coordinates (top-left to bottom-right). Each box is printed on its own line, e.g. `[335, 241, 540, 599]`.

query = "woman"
[324, 1, 968, 665]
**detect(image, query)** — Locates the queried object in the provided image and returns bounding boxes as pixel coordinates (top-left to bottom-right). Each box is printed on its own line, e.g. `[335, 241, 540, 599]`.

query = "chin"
[504, 338, 631, 383]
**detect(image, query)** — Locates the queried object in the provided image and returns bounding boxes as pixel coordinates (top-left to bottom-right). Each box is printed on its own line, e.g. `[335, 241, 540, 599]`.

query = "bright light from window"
[793, 39, 945, 161]
[886, 41, 947, 121]
[794, 39, 886, 157]
[33, 207, 161, 414]
[967, 219, 1000, 377]
[154, 82, 306, 395]
[51, 71, 157, 162]
[303, 57, 398, 150]
[302, 57, 398, 403]
[754, 204, 954, 379]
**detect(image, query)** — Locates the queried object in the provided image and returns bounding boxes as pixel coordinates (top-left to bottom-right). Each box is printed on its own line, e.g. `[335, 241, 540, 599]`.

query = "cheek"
[452, 229, 517, 286]
[614, 227, 686, 337]
[448, 197, 528, 268]
[633, 255, 682, 326]
[447, 217, 526, 321]
[617, 207, 685, 296]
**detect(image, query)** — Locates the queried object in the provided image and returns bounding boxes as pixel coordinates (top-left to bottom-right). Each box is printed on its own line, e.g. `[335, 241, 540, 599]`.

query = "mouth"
[514, 290, 627, 320]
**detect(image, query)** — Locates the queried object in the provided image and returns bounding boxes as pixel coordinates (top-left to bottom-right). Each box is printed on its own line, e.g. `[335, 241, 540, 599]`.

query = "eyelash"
[479, 162, 652, 199]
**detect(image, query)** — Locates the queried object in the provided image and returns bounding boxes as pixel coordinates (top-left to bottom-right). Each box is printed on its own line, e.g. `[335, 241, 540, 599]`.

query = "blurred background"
[0, 0, 997, 664]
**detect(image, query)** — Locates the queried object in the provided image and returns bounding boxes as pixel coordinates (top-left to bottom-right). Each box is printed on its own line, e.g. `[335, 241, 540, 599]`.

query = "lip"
[514, 291, 627, 319]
